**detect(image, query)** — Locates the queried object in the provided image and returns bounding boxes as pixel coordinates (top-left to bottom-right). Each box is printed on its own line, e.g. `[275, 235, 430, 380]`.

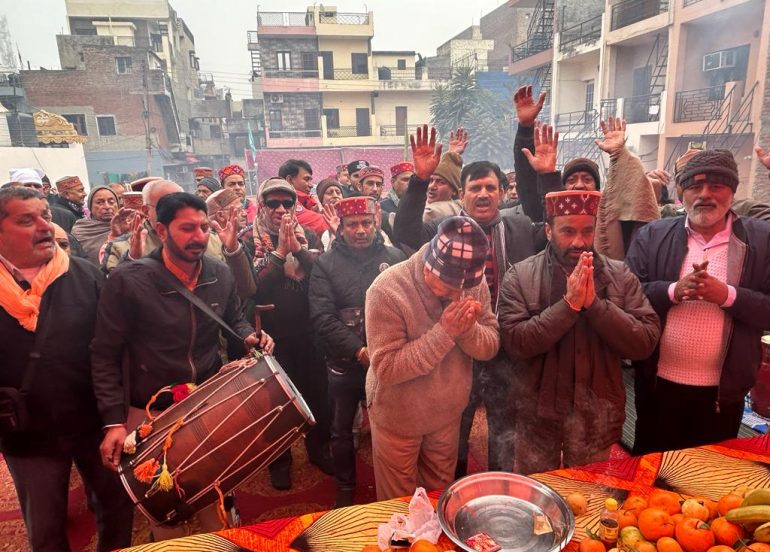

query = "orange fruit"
[639, 507, 676, 540]
[638, 542, 658, 552]
[619, 509, 638, 530]
[675, 517, 715, 552]
[694, 497, 719, 521]
[624, 495, 650, 517]
[745, 545, 770, 552]
[650, 490, 683, 515]
[409, 540, 440, 552]
[567, 492, 589, 516]
[717, 494, 744, 517]
[579, 538, 606, 552]
[658, 537, 685, 552]
[707, 547, 736, 552]
[681, 499, 710, 522]
[710, 517, 744, 547]
[672, 513, 685, 525]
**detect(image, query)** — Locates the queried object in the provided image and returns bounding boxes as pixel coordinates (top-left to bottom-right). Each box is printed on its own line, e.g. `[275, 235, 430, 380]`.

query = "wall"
[57, 34, 114, 69]
[373, 91, 431, 127]
[266, 93, 322, 131]
[322, 91, 372, 127]
[556, 54, 600, 114]
[0, 144, 90, 188]
[610, 41, 659, 98]
[372, 53, 415, 69]
[318, 37, 371, 71]
[65, 0, 169, 20]
[260, 37, 318, 73]
[84, 149, 166, 185]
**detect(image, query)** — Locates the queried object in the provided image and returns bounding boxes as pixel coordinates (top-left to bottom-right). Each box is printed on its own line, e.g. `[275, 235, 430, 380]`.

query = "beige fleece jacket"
[364, 244, 500, 437]
[596, 147, 660, 260]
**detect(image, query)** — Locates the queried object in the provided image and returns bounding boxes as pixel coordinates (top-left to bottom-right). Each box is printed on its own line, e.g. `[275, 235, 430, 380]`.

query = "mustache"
[34, 233, 53, 244]
[185, 243, 206, 250]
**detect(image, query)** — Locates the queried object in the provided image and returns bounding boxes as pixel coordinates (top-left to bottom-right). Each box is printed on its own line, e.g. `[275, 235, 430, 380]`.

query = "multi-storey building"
[247, 5, 443, 153]
[507, 0, 770, 201]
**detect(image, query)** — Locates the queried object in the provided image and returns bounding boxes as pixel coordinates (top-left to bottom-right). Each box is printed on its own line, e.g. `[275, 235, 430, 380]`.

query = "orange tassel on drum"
[157, 460, 174, 491]
[134, 458, 160, 483]
[138, 423, 153, 439]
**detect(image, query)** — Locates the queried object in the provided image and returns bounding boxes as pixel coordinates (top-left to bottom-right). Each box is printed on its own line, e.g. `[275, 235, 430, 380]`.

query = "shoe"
[270, 465, 292, 490]
[334, 488, 355, 508]
[309, 449, 335, 476]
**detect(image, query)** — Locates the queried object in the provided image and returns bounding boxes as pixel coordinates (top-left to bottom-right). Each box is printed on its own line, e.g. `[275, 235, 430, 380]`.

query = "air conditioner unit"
[703, 50, 736, 72]
[270, 94, 284, 104]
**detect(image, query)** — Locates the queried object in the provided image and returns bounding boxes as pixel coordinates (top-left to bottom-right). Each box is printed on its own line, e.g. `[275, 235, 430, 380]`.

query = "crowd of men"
[2, 84, 770, 550]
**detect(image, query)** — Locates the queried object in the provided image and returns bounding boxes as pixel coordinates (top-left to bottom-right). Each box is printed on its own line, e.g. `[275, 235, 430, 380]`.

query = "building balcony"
[511, 35, 553, 62]
[610, 0, 669, 32]
[683, 0, 702, 5]
[265, 128, 323, 148]
[268, 129, 321, 138]
[555, 110, 598, 135]
[380, 124, 419, 137]
[326, 126, 370, 138]
[673, 85, 726, 123]
[600, 94, 662, 124]
[263, 68, 319, 79]
[332, 69, 369, 80]
[376, 67, 418, 80]
[257, 12, 312, 27]
[317, 12, 369, 25]
[559, 15, 603, 54]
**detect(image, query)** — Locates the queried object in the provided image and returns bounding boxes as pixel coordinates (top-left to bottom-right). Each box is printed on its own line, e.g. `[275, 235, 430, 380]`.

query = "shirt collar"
[0, 253, 27, 283]
[684, 212, 733, 248]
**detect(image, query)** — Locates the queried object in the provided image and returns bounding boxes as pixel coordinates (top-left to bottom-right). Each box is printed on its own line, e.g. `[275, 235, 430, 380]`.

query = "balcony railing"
[263, 68, 319, 79]
[683, 0, 702, 5]
[268, 129, 321, 138]
[318, 12, 369, 25]
[257, 12, 312, 27]
[625, 93, 662, 123]
[377, 67, 418, 80]
[0, 72, 22, 88]
[512, 35, 553, 62]
[333, 69, 369, 80]
[380, 125, 420, 137]
[560, 14, 603, 53]
[600, 98, 619, 121]
[610, 0, 669, 31]
[674, 85, 726, 123]
[555, 110, 599, 134]
[426, 66, 452, 80]
[327, 126, 369, 138]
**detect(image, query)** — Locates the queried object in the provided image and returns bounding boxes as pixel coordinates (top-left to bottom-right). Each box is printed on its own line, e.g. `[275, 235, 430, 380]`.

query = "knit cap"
[562, 157, 601, 189]
[423, 216, 489, 290]
[259, 177, 297, 201]
[433, 152, 463, 192]
[198, 176, 221, 193]
[677, 149, 739, 192]
[316, 178, 343, 203]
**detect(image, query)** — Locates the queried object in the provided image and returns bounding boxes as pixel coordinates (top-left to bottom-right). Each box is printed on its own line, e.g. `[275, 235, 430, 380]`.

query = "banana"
[754, 521, 770, 543]
[726, 505, 770, 525]
[742, 489, 770, 507]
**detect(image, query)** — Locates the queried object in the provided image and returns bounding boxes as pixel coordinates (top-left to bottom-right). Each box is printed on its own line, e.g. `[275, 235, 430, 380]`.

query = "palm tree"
[430, 64, 514, 168]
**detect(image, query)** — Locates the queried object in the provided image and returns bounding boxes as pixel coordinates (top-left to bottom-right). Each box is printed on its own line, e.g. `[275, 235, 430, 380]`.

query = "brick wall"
[260, 37, 318, 72]
[265, 93, 322, 131]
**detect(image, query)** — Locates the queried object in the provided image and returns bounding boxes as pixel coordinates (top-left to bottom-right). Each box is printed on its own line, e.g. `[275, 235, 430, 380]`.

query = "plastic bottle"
[600, 497, 619, 549]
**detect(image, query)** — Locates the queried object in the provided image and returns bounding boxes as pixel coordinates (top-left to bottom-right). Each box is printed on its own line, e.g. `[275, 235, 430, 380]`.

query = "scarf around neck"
[254, 205, 309, 282]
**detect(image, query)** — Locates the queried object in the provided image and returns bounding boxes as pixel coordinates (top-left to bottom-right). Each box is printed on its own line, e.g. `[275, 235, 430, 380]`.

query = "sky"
[3, 0, 509, 98]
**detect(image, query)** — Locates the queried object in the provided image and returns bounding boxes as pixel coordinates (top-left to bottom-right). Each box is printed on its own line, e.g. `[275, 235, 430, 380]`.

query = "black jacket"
[48, 194, 84, 221]
[625, 215, 770, 403]
[309, 234, 406, 369]
[90, 248, 253, 426]
[0, 258, 104, 455]
[50, 204, 78, 233]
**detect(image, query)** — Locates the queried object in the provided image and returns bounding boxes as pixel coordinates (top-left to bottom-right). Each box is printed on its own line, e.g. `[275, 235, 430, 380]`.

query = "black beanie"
[678, 149, 739, 192]
[198, 176, 221, 193]
[562, 157, 601, 189]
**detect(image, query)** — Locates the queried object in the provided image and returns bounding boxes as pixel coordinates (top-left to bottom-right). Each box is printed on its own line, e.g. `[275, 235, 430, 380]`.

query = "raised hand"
[755, 144, 770, 170]
[128, 211, 148, 260]
[322, 203, 340, 235]
[211, 206, 240, 253]
[565, 254, 591, 310]
[514, 85, 547, 127]
[596, 117, 627, 155]
[276, 215, 292, 257]
[522, 123, 559, 174]
[448, 127, 469, 155]
[110, 207, 135, 237]
[410, 124, 443, 180]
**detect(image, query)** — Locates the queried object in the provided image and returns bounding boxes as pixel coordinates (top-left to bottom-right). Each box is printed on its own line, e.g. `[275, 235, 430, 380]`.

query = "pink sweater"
[364, 245, 500, 437]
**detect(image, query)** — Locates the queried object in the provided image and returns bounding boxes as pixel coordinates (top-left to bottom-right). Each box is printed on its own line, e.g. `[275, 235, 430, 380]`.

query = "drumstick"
[254, 304, 274, 338]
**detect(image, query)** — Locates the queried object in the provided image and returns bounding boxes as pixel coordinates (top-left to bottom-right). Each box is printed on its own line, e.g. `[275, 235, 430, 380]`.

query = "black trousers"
[269, 334, 331, 472]
[633, 375, 743, 455]
[327, 364, 366, 489]
[456, 356, 515, 476]
[4, 431, 134, 552]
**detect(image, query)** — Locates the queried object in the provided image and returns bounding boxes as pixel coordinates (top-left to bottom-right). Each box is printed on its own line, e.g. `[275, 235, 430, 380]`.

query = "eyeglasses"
[265, 199, 295, 210]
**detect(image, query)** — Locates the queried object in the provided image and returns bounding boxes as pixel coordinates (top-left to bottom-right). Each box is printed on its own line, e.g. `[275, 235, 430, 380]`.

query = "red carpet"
[0, 408, 630, 550]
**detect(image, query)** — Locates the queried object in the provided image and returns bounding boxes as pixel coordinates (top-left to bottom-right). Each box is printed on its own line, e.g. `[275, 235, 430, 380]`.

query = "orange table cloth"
[120, 435, 770, 552]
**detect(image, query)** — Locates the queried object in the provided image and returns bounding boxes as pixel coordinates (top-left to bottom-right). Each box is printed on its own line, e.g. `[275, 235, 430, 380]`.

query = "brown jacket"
[364, 244, 500, 437]
[498, 247, 660, 449]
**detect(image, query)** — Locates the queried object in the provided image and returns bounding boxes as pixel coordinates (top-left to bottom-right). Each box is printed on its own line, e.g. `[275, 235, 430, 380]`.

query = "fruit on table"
[719, 494, 744, 517]
[409, 540, 441, 552]
[620, 526, 645, 547]
[638, 508, 676, 540]
[682, 499, 711, 522]
[675, 517, 715, 552]
[708, 546, 738, 552]
[657, 536, 685, 552]
[623, 496, 650, 517]
[726, 505, 770, 525]
[579, 537, 605, 552]
[742, 544, 770, 552]
[744, 490, 770, 508]
[637, 541, 657, 552]
[754, 521, 770, 543]
[710, 516, 745, 545]
[650, 489, 684, 515]
[567, 492, 588, 516]
[618, 509, 638, 530]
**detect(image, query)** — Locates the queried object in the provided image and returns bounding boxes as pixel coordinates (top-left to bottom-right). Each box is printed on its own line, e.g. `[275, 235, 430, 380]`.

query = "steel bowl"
[437, 472, 575, 552]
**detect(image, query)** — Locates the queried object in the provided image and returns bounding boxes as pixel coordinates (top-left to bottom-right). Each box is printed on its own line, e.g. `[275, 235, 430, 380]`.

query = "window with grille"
[268, 110, 283, 131]
[63, 114, 87, 135]
[115, 57, 132, 74]
[276, 51, 292, 70]
[351, 53, 368, 74]
[96, 116, 116, 136]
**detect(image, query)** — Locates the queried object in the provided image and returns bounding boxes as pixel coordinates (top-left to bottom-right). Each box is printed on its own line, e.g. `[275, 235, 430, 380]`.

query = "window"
[63, 114, 87, 136]
[189, 51, 197, 69]
[96, 115, 116, 136]
[115, 56, 132, 74]
[210, 125, 222, 139]
[268, 110, 283, 131]
[584, 80, 595, 113]
[323, 108, 340, 129]
[151, 34, 163, 52]
[276, 51, 292, 71]
[397, 59, 406, 70]
[304, 108, 320, 131]
[351, 53, 368, 75]
[301, 52, 318, 73]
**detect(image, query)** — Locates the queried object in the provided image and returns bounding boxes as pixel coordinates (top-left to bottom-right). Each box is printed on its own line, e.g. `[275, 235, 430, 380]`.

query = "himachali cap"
[545, 190, 602, 218]
[129, 176, 162, 192]
[390, 162, 414, 178]
[335, 196, 377, 218]
[347, 160, 369, 174]
[206, 189, 241, 216]
[56, 175, 83, 191]
[193, 166, 213, 178]
[218, 164, 245, 182]
[423, 216, 489, 290]
[358, 166, 385, 181]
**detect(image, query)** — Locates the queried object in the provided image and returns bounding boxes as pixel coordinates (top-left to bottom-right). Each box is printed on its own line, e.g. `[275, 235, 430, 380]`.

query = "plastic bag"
[377, 487, 442, 550]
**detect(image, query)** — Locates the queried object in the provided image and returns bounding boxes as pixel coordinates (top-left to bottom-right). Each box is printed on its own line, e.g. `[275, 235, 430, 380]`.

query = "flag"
[247, 122, 257, 158]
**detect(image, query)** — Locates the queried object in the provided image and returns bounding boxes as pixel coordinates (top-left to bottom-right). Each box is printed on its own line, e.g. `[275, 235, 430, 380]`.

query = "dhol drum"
[119, 353, 315, 526]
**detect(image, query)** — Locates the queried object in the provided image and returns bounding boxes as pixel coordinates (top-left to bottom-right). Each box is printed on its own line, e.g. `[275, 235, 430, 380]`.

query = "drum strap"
[147, 258, 246, 343]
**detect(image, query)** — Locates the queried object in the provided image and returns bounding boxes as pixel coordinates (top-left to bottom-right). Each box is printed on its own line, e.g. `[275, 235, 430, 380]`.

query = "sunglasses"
[265, 199, 295, 209]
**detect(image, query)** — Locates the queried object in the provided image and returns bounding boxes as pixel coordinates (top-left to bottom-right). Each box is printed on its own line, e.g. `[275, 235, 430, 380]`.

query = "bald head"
[142, 180, 183, 226]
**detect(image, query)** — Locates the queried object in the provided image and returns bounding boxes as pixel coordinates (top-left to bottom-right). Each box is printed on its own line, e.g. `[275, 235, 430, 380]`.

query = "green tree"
[430, 64, 514, 169]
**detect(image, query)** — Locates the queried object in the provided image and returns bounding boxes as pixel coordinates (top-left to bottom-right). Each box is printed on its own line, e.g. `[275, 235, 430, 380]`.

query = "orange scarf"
[0, 245, 70, 331]
[161, 247, 201, 291]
